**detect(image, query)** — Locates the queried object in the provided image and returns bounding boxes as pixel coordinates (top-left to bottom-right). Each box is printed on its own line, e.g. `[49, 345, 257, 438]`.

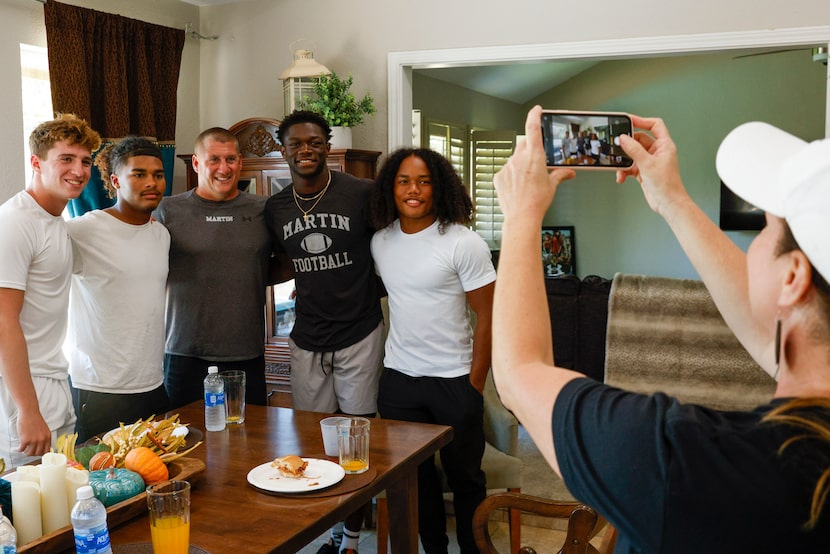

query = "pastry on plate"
[271, 455, 308, 478]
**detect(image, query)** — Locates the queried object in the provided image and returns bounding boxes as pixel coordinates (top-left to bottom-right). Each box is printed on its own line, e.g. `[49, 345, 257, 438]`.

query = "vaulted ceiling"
[416, 60, 598, 104]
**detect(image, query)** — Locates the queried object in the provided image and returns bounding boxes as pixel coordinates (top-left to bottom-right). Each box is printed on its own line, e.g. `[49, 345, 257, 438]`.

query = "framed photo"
[541, 226, 576, 278]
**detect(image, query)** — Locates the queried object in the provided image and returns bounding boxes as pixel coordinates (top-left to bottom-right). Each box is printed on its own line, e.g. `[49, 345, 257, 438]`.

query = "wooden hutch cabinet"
[176, 117, 381, 405]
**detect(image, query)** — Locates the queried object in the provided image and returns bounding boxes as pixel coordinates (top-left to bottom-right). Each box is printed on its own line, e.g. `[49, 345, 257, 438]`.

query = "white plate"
[246, 458, 345, 493]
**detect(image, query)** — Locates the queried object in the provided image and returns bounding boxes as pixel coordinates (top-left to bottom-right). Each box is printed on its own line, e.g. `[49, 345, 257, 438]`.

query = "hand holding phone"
[541, 110, 633, 169]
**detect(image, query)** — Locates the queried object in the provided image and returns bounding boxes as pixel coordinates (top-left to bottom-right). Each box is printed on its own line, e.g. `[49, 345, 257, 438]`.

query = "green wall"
[413, 50, 826, 280]
[413, 73, 525, 141]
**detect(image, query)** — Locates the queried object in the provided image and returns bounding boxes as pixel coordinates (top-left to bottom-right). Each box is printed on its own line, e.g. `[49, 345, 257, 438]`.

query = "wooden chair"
[472, 492, 617, 554]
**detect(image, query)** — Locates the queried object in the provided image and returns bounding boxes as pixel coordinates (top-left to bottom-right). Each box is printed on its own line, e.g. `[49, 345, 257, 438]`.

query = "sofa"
[545, 274, 612, 382]
[544, 272, 777, 405]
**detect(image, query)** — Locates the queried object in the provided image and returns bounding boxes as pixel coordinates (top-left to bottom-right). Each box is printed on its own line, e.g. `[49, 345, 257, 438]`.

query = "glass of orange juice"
[146, 480, 190, 554]
[337, 417, 370, 474]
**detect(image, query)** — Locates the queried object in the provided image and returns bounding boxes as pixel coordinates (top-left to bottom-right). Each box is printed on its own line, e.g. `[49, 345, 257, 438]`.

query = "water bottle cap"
[208, 366, 219, 374]
[76, 485, 94, 500]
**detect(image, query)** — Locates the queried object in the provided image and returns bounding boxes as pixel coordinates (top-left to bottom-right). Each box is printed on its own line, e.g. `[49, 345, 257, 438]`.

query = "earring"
[774, 318, 782, 380]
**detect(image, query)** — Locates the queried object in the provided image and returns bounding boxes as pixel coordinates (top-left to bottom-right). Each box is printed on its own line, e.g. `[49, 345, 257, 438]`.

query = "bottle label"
[3, 546, 17, 554]
[74, 523, 110, 553]
[205, 390, 225, 407]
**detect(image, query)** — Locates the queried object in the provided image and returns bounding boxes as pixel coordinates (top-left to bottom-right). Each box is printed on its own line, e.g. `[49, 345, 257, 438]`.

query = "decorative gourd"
[125, 447, 168, 484]
[89, 467, 145, 507]
[88, 451, 117, 471]
[75, 443, 111, 469]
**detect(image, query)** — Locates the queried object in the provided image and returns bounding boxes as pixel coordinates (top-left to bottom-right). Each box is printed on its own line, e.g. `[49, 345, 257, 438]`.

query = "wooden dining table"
[76, 401, 452, 554]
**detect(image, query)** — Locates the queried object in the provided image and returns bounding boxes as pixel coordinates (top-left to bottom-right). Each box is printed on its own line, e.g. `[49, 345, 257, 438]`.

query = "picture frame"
[541, 226, 576, 278]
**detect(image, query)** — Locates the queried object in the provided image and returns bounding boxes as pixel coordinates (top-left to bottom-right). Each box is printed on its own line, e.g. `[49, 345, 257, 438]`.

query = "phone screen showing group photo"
[541, 112, 633, 168]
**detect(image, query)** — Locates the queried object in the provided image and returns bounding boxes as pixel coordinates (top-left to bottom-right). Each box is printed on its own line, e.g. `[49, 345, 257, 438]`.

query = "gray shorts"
[288, 321, 384, 415]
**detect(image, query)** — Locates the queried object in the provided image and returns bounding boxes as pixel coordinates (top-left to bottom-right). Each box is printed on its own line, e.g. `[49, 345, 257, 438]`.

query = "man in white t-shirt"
[369, 148, 496, 554]
[0, 114, 101, 468]
[65, 136, 170, 442]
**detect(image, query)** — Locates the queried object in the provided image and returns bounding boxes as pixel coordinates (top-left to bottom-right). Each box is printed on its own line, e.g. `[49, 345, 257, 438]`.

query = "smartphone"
[541, 110, 633, 169]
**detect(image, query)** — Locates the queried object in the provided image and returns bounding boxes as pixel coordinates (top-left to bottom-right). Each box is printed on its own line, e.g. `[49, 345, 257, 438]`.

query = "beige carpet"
[489, 424, 576, 532]
[517, 425, 572, 501]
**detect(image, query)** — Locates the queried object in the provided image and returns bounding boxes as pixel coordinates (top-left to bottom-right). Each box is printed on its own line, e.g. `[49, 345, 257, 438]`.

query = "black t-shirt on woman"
[554, 378, 830, 553]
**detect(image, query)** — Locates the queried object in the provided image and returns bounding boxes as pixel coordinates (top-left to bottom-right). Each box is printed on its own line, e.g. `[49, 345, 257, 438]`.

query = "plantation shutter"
[427, 120, 467, 183]
[471, 130, 516, 249]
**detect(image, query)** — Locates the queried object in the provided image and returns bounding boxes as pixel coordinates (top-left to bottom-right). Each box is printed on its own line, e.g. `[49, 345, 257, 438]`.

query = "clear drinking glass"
[146, 480, 190, 554]
[222, 370, 246, 424]
[337, 417, 370, 474]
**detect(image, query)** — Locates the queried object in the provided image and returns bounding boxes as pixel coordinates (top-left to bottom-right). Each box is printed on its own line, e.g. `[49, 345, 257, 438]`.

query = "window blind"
[427, 121, 467, 183]
[471, 130, 516, 249]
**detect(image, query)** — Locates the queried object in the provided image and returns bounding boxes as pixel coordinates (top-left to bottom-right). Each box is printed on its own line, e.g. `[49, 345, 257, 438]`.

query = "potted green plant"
[298, 71, 376, 148]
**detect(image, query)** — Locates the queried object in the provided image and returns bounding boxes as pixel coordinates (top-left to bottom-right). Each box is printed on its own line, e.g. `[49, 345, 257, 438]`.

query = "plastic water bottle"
[204, 365, 226, 431]
[71, 485, 112, 554]
[0, 507, 16, 554]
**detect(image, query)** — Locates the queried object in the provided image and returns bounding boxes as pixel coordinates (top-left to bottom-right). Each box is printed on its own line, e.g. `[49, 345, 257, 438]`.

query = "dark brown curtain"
[43, 0, 186, 214]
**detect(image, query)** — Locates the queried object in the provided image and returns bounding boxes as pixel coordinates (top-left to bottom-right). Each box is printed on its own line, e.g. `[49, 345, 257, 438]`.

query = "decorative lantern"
[279, 42, 331, 116]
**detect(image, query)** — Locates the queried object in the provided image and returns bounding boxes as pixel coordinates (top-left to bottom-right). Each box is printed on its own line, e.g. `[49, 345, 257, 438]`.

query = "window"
[423, 118, 517, 249]
[470, 130, 516, 249]
[426, 120, 467, 185]
[20, 44, 53, 187]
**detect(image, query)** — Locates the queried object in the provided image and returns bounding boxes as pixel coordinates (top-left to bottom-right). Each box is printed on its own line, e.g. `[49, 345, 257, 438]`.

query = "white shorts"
[0, 375, 76, 468]
[289, 322, 384, 415]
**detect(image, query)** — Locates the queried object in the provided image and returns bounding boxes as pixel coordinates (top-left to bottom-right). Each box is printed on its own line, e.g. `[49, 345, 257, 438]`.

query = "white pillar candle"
[15, 465, 39, 484]
[11, 480, 42, 545]
[65, 466, 89, 514]
[39, 452, 69, 534]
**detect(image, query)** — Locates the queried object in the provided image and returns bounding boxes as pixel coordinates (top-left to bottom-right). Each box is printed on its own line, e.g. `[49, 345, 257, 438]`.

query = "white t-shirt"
[0, 191, 72, 379]
[65, 210, 170, 393]
[371, 220, 496, 378]
[563, 137, 576, 156]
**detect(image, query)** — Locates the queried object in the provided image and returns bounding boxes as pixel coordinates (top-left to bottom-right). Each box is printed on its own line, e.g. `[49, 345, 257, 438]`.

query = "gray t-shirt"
[155, 190, 271, 360]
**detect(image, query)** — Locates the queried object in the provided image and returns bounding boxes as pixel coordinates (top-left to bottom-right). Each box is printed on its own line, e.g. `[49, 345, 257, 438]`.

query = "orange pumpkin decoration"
[124, 447, 168, 484]
[88, 451, 117, 471]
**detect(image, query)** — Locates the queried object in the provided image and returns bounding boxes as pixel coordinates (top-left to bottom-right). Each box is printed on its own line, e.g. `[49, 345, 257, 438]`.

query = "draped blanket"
[604, 273, 776, 411]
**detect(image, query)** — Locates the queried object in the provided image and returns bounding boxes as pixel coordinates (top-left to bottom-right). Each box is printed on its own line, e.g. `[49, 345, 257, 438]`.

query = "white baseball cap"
[716, 122, 830, 282]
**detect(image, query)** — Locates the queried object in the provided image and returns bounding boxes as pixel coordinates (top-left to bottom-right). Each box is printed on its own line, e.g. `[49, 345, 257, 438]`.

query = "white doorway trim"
[387, 26, 830, 151]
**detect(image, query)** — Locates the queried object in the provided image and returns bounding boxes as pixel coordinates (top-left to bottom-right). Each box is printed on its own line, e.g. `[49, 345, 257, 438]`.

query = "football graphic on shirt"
[300, 233, 333, 254]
